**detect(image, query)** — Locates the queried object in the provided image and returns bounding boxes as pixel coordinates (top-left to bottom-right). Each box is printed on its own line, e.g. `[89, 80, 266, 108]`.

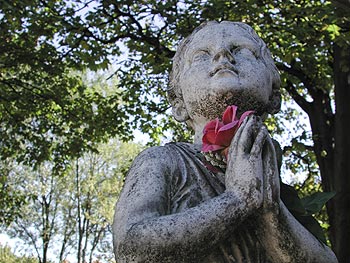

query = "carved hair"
[168, 21, 281, 114]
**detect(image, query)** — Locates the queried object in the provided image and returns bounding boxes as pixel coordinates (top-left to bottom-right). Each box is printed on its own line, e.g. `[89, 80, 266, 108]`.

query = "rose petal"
[202, 130, 217, 144]
[203, 119, 224, 144]
[218, 120, 239, 132]
[215, 128, 236, 146]
[222, 105, 238, 124]
[201, 143, 225, 152]
[203, 119, 219, 132]
[212, 121, 239, 146]
[238, 110, 255, 126]
[203, 119, 223, 133]
[202, 106, 255, 155]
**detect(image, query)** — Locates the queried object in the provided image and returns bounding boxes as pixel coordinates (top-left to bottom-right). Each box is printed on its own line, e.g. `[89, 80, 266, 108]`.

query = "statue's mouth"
[209, 64, 238, 77]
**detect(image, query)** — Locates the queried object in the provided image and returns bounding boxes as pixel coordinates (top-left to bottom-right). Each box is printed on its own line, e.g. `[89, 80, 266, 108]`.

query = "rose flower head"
[202, 105, 254, 159]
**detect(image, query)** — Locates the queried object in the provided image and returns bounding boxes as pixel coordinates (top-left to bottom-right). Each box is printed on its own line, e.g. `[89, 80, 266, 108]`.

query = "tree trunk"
[283, 42, 349, 261]
[307, 90, 335, 194]
[332, 42, 350, 263]
[306, 41, 350, 262]
[76, 159, 83, 263]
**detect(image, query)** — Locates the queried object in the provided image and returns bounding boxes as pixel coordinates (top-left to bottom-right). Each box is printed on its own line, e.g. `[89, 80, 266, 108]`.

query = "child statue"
[112, 21, 338, 263]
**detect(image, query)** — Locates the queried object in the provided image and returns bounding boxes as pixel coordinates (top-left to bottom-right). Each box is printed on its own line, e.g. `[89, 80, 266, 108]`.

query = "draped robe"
[114, 142, 271, 262]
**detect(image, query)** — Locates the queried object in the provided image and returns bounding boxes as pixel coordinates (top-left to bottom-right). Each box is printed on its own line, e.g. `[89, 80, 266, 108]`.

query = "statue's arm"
[259, 137, 338, 263]
[260, 202, 338, 263]
[112, 142, 262, 262]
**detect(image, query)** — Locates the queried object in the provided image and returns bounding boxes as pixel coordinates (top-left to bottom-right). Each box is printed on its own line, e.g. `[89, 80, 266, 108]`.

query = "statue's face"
[178, 23, 273, 121]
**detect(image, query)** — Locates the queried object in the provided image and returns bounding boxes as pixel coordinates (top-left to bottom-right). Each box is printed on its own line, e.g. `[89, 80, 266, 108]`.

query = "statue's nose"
[212, 48, 235, 64]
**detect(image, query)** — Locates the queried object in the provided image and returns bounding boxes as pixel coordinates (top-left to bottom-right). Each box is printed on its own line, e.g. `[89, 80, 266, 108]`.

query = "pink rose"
[202, 105, 254, 158]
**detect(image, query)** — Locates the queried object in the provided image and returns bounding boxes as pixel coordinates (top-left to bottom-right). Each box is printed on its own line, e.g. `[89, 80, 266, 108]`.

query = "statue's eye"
[241, 48, 257, 56]
[234, 46, 258, 58]
[192, 50, 210, 62]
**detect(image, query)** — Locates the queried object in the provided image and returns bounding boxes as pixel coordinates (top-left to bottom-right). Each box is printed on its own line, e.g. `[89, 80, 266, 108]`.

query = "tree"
[0, 244, 41, 263]
[329, 2, 350, 262]
[0, 160, 27, 226]
[5, 162, 67, 263]
[71, 139, 141, 263]
[2, 138, 141, 263]
[0, 1, 132, 171]
[1, 0, 349, 261]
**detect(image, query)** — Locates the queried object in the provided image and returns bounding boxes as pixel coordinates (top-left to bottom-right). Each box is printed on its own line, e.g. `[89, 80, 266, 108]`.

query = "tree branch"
[284, 79, 312, 114]
[109, 4, 175, 57]
[277, 62, 319, 98]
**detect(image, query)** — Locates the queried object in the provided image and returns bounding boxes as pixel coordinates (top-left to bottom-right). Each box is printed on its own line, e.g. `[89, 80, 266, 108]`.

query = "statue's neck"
[187, 116, 209, 145]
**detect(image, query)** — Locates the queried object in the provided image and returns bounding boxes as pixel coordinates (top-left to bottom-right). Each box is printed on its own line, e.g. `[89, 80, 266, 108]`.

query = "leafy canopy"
[1, 0, 346, 169]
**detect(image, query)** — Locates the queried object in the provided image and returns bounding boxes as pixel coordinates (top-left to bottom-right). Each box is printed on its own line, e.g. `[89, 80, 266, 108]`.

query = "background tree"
[1, 0, 349, 262]
[0, 1, 132, 171]
[71, 139, 140, 263]
[5, 162, 64, 263]
[0, 245, 42, 263]
[0, 160, 27, 226]
[2, 139, 141, 263]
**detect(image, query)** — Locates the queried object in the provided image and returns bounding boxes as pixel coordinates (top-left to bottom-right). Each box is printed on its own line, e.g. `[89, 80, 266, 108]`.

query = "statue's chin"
[191, 89, 269, 120]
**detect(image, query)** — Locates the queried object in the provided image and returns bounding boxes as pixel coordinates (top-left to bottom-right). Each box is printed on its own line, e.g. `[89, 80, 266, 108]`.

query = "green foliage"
[1, 0, 347, 162]
[273, 137, 335, 243]
[0, 245, 39, 263]
[1, 138, 140, 262]
[301, 191, 336, 215]
[292, 171, 335, 245]
[0, 1, 132, 171]
[0, 161, 27, 226]
[281, 182, 335, 244]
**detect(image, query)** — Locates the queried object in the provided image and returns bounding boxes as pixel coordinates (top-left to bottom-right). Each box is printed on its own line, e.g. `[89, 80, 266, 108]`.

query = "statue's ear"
[172, 98, 190, 122]
[267, 89, 281, 114]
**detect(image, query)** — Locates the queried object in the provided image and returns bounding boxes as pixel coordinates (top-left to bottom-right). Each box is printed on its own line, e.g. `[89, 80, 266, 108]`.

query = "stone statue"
[112, 21, 338, 263]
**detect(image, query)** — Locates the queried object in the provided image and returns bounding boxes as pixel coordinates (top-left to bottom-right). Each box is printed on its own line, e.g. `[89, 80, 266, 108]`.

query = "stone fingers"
[262, 137, 280, 209]
[229, 115, 260, 157]
[249, 125, 268, 162]
[228, 115, 249, 156]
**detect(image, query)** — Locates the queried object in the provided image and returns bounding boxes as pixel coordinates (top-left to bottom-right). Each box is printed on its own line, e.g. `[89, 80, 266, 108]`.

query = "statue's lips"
[209, 64, 238, 77]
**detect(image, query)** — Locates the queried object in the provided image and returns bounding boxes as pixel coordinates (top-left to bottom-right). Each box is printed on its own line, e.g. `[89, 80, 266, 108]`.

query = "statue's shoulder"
[132, 142, 195, 168]
[124, 143, 195, 183]
[138, 142, 193, 156]
[132, 143, 179, 164]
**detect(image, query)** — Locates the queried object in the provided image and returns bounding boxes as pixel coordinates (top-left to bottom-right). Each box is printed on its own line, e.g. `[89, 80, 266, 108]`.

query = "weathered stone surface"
[113, 21, 338, 263]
